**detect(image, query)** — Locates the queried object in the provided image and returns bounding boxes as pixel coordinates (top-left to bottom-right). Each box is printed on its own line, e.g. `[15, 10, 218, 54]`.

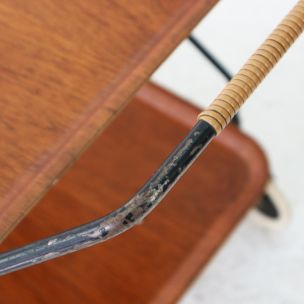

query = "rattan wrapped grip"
[198, 0, 304, 133]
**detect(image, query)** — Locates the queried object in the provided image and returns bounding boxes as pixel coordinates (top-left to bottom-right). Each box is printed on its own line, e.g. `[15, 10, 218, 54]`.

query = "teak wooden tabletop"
[0, 0, 218, 240]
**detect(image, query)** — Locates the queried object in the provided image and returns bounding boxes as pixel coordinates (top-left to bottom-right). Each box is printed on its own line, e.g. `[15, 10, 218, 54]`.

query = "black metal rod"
[188, 35, 240, 125]
[188, 35, 232, 82]
[0, 120, 216, 275]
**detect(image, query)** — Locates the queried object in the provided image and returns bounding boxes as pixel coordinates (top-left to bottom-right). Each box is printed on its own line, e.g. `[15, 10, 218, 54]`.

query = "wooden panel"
[0, 0, 218, 239]
[0, 83, 268, 303]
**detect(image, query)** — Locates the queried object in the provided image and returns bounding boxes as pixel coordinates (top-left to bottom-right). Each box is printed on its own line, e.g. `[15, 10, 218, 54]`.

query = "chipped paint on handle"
[0, 121, 215, 275]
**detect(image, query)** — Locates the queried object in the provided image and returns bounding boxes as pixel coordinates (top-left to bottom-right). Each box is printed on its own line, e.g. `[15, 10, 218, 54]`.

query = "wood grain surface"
[0, 0, 218, 240]
[0, 83, 268, 303]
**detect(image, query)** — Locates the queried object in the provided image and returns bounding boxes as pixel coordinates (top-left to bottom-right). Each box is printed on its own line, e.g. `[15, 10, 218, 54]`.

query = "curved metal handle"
[0, 0, 303, 276]
[0, 121, 215, 275]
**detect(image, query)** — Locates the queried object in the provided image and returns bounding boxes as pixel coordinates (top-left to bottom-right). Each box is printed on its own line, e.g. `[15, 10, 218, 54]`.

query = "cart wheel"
[249, 180, 291, 230]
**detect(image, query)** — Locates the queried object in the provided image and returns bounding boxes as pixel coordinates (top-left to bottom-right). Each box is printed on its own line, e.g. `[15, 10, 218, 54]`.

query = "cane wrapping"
[198, 1, 304, 133]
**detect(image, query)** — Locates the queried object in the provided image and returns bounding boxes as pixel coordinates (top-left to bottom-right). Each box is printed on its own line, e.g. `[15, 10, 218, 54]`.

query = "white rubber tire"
[249, 180, 291, 230]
